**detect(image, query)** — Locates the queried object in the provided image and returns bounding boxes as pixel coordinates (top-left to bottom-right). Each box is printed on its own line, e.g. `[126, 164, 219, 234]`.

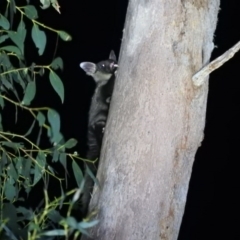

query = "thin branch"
[192, 40, 240, 86]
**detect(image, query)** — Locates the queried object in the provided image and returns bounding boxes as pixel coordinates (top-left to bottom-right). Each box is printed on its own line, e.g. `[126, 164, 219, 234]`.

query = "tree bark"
[82, 0, 220, 239]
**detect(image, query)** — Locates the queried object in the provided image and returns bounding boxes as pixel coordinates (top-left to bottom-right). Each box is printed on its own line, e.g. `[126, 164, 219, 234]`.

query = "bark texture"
[82, 0, 220, 239]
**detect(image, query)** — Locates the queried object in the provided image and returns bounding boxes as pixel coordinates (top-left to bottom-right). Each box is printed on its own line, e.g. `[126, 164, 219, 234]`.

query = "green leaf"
[65, 216, 77, 228]
[23, 5, 38, 19]
[22, 158, 32, 180]
[0, 152, 8, 174]
[36, 127, 42, 146]
[2, 141, 23, 153]
[0, 52, 11, 67]
[48, 210, 63, 223]
[86, 165, 100, 187]
[33, 152, 46, 185]
[49, 71, 64, 103]
[58, 31, 72, 41]
[5, 180, 16, 201]
[0, 35, 9, 44]
[41, 229, 65, 236]
[17, 206, 33, 220]
[1, 76, 13, 90]
[65, 138, 78, 149]
[36, 112, 45, 127]
[7, 163, 18, 181]
[52, 149, 59, 162]
[9, 0, 16, 27]
[0, 113, 3, 131]
[59, 183, 64, 209]
[78, 220, 99, 229]
[0, 45, 23, 59]
[31, 25, 46, 55]
[72, 161, 83, 188]
[17, 20, 26, 53]
[47, 109, 61, 143]
[72, 189, 81, 203]
[0, 14, 10, 30]
[8, 20, 26, 55]
[12, 72, 26, 90]
[24, 120, 36, 137]
[29, 222, 41, 232]
[15, 157, 23, 175]
[40, 0, 51, 10]
[59, 153, 67, 171]
[2, 203, 18, 235]
[51, 57, 64, 70]
[47, 165, 56, 175]
[22, 81, 36, 105]
[51, 0, 61, 13]
[3, 205, 18, 238]
[0, 96, 4, 109]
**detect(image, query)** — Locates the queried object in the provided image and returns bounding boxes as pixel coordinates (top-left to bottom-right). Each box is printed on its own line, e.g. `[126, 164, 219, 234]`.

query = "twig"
[192, 40, 240, 86]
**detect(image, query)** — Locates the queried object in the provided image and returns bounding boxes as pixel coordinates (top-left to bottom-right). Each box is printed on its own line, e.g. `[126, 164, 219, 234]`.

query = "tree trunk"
[82, 0, 220, 239]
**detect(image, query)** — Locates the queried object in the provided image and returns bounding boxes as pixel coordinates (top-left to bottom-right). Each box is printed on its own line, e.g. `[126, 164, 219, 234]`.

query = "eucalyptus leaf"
[59, 153, 67, 170]
[40, 0, 51, 9]
[58, 31, 72, 41]
[1, 75, 13, 90]
[36, 127, 42, 146]
[0, 152, 8, 174]
[36, 111, 45, 127]
[15, 157, 23, 175]
[78, 219, 99, 229]
[0, 45, 23, 59]
[24, 119, 36, 137]
[7, 162, 18, 181]
[14, 72, 26, 90]
[0, 96, 4, 109]
[41, 229, 65, 236]
[22, 158, 32, 180]
[9, 0, 16, 28]
[23, 5, 38, 19]
[8, 20, 26, 55]
[49, 71, 64, 103]
[0, 35, 9, 44]
[52, 150, 60, 162]
[0, 52, 11, 67]
[0, 14, 10, 30]
[65, 138, 78, 149]
[0, 113, 3, 131]
[51, 57, 64, 70]
[47, 109, 61, 143]
[31, 25, 46, 55]
[2, 203, 17, 221]
[2, 141, 24, 153]
[22, 81, 36, 105]
[33, 152, 46, 185]
[86, 164, 100, 187]
[72, 161, 83, 188]
[4, 180, 16, 201]
[65, 216, 77, 229]
[48, 210, 63, 223]
[17, 206, 33, 220]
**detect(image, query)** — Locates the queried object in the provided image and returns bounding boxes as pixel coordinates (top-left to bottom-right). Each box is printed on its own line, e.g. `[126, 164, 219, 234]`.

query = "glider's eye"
[102, 64, 105, 68]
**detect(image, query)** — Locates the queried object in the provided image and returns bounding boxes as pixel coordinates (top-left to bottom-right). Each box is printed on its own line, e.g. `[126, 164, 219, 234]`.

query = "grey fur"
[79, 50, 118, 216]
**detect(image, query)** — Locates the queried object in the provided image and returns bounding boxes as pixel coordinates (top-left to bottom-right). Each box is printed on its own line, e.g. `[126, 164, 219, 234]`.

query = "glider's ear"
[79, 62, 97, 76]
[109, 50, 117, 61]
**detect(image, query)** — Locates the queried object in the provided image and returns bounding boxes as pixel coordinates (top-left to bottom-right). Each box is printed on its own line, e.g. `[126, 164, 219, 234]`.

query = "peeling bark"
[81, 0, 220, 239]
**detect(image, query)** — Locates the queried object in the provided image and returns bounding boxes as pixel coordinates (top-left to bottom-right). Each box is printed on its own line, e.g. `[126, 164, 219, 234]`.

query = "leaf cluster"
[0, 1, 98, 239]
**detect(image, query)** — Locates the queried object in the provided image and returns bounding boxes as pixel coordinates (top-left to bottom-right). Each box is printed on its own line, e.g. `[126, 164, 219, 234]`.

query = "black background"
[1, 0, 240, 239]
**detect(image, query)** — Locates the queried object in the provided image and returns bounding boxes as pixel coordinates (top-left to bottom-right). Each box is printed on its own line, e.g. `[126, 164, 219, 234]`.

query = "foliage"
[0, 0, 98, 239]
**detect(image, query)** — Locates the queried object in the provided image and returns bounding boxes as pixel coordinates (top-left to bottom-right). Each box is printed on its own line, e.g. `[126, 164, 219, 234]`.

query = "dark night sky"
[2, 0, 239, 239]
